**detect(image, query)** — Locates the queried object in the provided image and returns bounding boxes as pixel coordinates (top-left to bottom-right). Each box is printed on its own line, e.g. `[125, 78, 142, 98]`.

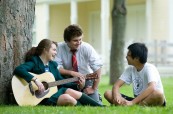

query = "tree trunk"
[110, 0, 127, 84]
[0, 0, 36, 104]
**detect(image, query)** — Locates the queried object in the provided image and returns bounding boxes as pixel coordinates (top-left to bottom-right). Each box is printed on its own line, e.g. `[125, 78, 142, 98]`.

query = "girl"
[13, 39, 102, 106]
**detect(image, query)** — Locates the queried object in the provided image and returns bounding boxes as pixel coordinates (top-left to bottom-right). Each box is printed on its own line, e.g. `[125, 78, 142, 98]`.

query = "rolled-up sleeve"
[88, 45, 103, 72]
[54, 56, 64, 69]
[54, 43, 64, 70]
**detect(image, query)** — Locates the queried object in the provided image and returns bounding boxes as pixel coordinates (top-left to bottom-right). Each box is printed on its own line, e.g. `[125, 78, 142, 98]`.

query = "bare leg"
[65, 88, 82, 99]
[57, 88, 82, 106]
[57, 94, 77, 106]
[139, 90, 165, 106]
[63, 88, 102, 106]
[104, 90, 114, 104]
[104, 90, 128, 105]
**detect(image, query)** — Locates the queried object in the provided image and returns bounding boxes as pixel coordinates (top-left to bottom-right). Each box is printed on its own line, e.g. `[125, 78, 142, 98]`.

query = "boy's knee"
[153, 89, 164, 100]
[104, 90, 111, 99]
[141, 90, 165, 106]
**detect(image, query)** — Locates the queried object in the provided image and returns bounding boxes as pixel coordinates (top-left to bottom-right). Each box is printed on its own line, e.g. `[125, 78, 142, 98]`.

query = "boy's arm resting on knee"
[112, 79, 125, 103]
[92, 68, 101, 90]
[132, 82, 156, 104]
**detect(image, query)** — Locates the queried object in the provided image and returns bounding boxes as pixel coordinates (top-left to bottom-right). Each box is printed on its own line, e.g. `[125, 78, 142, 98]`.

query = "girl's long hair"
[25, 39, 57, 61]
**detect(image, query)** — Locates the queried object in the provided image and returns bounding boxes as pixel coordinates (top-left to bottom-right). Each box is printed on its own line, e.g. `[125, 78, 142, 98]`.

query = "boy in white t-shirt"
[104, 43, 166, 106]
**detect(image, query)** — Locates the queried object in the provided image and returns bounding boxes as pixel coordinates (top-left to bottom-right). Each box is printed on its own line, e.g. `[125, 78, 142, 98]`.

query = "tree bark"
[110, 0, 127, 84]
[0, 0, 36, 104]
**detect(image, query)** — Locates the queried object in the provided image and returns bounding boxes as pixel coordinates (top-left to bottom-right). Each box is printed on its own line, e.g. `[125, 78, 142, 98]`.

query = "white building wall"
[34, 3, 50, 46]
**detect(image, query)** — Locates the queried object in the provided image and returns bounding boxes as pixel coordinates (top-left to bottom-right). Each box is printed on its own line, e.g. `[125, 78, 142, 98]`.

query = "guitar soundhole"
[42, 81, 49, 90]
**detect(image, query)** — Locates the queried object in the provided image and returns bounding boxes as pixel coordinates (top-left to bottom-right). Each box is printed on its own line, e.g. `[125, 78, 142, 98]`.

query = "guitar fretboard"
[48, 77, 79, 87]
[47, 73, 97, 88]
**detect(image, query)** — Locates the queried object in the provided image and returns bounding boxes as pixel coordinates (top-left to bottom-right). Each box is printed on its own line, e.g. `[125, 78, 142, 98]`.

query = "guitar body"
[12, 72, 57, 106]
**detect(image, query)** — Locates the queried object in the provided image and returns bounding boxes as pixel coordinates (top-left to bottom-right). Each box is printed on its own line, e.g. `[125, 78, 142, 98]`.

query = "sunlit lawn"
[0, 75, 173, 114]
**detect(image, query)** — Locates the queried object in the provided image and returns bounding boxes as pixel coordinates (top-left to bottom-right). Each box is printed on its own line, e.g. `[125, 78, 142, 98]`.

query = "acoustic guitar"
[11, 72, 98, 106]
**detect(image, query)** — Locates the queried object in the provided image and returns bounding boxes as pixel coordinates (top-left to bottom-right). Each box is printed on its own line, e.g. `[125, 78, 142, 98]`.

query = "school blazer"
[13, 56, 78, 90]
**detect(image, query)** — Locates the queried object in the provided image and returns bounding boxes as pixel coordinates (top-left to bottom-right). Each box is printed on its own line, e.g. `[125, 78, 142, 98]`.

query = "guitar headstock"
[85, 72, 98, 80]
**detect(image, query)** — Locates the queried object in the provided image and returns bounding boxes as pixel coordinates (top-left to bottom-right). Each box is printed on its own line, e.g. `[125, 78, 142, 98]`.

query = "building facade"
[34, 0, 173, 75]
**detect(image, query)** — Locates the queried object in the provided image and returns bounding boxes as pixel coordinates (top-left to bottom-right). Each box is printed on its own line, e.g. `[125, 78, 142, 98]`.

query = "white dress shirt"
[54, 42, 103, 75]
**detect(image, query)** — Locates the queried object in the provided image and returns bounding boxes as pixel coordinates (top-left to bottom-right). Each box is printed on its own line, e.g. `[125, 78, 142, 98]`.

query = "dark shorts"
[162, 101, 166, 106]
[121, 94, 166, 106]
[40, 87, 68, 106]
[121, 94, 134, 101]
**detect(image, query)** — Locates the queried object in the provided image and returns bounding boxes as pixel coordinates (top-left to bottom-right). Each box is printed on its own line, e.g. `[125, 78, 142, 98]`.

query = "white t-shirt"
[119, 63, 164, 96]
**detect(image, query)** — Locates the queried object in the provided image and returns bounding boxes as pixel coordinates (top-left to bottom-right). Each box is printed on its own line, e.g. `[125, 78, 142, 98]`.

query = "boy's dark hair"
[128, 42, 148, 64]
[63, 24, 83, 42]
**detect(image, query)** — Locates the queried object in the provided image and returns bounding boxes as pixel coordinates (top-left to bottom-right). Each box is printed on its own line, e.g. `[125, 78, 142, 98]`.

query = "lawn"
[0, 76, 173, 114]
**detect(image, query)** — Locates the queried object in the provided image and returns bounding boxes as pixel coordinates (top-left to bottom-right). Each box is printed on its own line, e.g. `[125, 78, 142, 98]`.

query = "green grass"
[1, 76, 173, 114]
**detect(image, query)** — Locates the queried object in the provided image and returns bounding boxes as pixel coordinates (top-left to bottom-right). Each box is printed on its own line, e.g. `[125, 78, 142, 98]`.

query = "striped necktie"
[71, 50, 78, 72]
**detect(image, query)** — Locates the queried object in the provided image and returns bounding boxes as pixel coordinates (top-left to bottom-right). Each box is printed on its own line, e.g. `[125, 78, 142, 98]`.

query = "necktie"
[71, 50, 78, 72]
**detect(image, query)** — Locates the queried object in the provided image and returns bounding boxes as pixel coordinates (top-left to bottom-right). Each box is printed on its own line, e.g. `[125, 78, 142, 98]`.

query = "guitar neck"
[47, 72, 97, 88]
[48, 77, 79, 87]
